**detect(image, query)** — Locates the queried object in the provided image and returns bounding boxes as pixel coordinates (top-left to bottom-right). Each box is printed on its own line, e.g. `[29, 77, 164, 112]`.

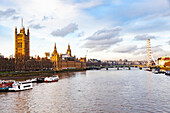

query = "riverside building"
[51, 43, 86, 71]
[0, 19, 86, 72]
[156, 56, 170, 67]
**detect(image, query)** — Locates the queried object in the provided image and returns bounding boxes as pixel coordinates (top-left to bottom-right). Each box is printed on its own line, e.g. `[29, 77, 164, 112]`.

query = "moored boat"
[36, 78, 45, 83]
[8, 80, 33, 91]
[44, 75, 59, 82]
[152, 69, 159, 74]
[153, 70, 159, 74]
[144, 68, 152, 71]
[0, 80, 15, 91]
[30, 78, 37, 83]
[165, 71, 170, 75]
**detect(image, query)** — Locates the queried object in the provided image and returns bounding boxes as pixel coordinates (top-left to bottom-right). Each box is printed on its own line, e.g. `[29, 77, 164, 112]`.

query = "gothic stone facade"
[51, 43, 86, 71]
[0, 23, 86, 72]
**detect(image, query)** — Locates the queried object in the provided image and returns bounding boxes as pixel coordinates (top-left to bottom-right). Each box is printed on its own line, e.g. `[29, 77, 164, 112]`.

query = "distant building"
[88, 59, 101, 63]
[51, 43, 86, 70]
[0, 57, 15, 72]
[0, 19, 86, 72]
[66, 44, 71, 57]
[15, 19, 29, 61]
[14, 19, 30, 71]
[0, 54, 4, 58]
[86, 59, 101, 67]
[157, 56, 170, 67]
[101, 60, 147, 67]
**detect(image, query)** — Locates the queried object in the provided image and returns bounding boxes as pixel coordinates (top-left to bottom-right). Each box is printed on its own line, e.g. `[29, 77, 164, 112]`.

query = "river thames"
[0, 68, 170, 113]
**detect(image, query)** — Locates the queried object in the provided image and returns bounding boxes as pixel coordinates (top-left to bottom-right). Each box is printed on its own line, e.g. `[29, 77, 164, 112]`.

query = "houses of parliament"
[0, 20, 86, 72]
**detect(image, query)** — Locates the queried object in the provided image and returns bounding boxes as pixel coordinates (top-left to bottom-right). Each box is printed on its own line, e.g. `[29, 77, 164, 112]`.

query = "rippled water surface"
[0, 68, 170, 113]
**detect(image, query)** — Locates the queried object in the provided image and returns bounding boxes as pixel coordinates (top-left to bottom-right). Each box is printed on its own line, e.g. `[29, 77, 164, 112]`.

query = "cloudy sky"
[0, 0, 170, 61]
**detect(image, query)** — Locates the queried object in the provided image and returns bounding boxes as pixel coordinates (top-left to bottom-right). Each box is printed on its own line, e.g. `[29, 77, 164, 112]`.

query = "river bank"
[0, 68, 86, 80]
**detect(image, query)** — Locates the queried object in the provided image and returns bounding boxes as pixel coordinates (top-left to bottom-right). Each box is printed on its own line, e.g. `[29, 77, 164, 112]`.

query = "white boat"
[165, 71, 170, 75]
[8, 80, 33, 91]
[152, 69, 159, 74]
[0, 80, 15, 91]
[29, 78, 37, 83]
[44, 75, 59, 82]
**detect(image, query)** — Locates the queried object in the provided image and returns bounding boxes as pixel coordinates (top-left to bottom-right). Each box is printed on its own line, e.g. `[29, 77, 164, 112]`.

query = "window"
[18, 43, 22, 48]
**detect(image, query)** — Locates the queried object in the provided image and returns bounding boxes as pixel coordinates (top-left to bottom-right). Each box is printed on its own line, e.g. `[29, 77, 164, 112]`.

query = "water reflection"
[147, 72, 153, 96]
[0, 69, 170, 112]
[58, 71, 86, 79]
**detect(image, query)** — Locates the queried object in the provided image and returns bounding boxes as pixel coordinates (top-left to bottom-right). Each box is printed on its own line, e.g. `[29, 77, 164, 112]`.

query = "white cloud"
[12, 16, 20, 20]
[122, 0, 169, 18]
[51, 23, 78, 37]
[0, 8, 16, 18]
[82, 27, 123, 52]
[113, 45, 137, 53]
[168, 40, 170, 45]
[134, 34, 157, 41]
[133, 45, 170, 59]
[0, 0, 169, 60]
[30, 24, 45, 29]
[74, 0, 103, 9]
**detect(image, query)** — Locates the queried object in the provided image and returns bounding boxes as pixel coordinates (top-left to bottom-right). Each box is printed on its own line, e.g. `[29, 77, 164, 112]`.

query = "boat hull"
[44, 79, 58, 82]
[44, 75, 59, 82]
[0, 80, 14, 92]
[8, 81, 33, 92]
[165, 71, 170, 75]
[36, 78, 45, 83]
[8, 87, 32, 92]
[0, 87, 9, 92]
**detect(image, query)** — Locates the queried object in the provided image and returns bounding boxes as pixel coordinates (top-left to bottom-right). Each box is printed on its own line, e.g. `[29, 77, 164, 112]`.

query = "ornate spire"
[15, 26, 17, 33]
[54, 43, 56, 51]
[53, 43, 57, 54]
[27, 27, 29, 35]
[68, 43, 70, 49]
[66, 43, 71, 57]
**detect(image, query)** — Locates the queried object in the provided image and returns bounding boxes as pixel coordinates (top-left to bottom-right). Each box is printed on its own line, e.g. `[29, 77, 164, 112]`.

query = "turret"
[37, 55, 40, 60]
[15, 27, 17, 60]
[15, 18, 30, 61]
[52, 43, 58, 55]
[45, 52, 50, 59]
[66, 43, 71, 57]
[15, 27, 17, 34]
[60, 53, 62, 58]
[68, 43, 70, 49]
[27, 27, 29, 36]
[20, 27, 25, 34]
[54, 43, 57, 51]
